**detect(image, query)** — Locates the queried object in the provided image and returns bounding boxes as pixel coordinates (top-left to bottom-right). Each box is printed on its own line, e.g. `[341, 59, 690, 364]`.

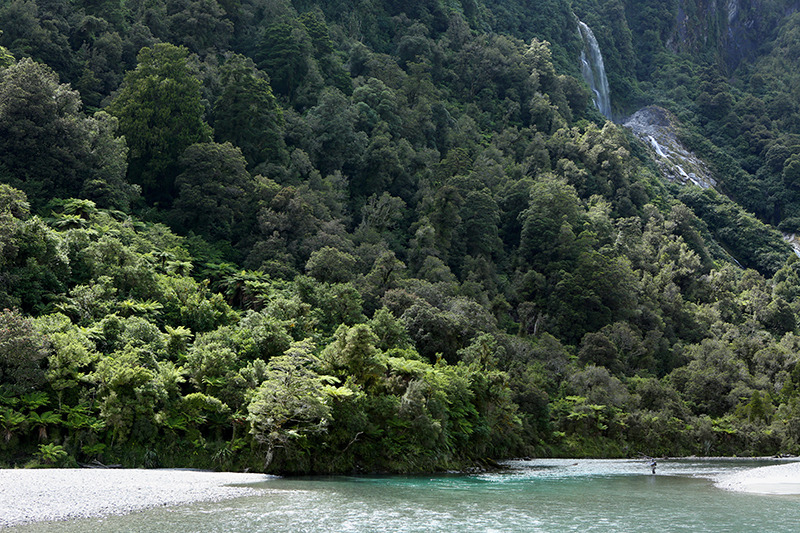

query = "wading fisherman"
[650, 460, 657, 474]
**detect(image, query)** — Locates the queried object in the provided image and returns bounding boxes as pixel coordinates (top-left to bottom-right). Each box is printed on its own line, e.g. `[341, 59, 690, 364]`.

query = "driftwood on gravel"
[78, 459, 123, 468]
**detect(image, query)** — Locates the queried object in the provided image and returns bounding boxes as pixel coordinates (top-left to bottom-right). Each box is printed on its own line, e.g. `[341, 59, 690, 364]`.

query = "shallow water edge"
[3, 458, 800, 531]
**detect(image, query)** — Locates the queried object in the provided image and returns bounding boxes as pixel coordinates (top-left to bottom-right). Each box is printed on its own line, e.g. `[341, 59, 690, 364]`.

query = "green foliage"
[164, 0, 234, 54]
[320, 324, 385, 386]
[305, 246, 358, 284]
[678, 187, 791, 276]
[246, 341, 336, 469]
[5, 0, 800, 472]
[212, 54, 287, 168]
[0, 45, 13, 69]
[156, 274, 238, 332]
[0, 308, 48, 394]
[171, 141, 257, 244]
[35, 442, 68, 465]
[255, 21, 319, 104]
[0, 58, 135, 209]
[107, 43, 211, 205]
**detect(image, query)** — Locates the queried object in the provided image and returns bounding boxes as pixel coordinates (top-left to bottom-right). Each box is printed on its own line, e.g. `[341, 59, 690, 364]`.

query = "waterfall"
[577, 20, 612, 120]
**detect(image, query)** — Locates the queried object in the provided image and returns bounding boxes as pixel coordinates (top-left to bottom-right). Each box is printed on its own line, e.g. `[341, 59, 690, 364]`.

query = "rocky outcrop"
[624, 106, 716, 189]
[782, 233, 800, 258]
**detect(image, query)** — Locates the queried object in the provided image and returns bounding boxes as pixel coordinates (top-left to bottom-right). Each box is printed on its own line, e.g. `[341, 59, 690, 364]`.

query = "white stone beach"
[0, 469, 270, 528]
[716, 461, 800, 495]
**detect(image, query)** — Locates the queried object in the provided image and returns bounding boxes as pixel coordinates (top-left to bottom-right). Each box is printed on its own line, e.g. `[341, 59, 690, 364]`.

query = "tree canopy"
[3, 0, 800, 473]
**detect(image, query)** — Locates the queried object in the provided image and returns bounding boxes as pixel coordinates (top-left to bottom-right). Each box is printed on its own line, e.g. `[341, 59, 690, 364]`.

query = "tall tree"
[255, 21, 317, 103]
[166, 0, 234, 54]
[0, 58, 133, 209]
[0, 308, 48, 395]
[107, 43, 211, 206]
[305, 88, 366, 177]
[171, 141, 256, 244]
[213, 54, 287, 169]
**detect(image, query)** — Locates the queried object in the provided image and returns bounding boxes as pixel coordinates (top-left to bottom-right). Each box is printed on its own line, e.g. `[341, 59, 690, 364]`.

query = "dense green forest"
[2, 0, 800, 473]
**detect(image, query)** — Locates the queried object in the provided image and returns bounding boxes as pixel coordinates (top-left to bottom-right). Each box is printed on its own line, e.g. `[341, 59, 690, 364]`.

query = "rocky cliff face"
[624, 106, 716, 189]
[668, 0, 800, 71]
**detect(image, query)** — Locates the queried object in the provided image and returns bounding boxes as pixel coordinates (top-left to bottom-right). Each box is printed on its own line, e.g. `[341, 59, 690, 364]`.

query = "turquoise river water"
[9, 459, 800, 532]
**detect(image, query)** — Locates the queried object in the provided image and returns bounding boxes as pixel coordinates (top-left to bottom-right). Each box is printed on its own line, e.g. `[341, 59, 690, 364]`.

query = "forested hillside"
[2, 0, 800, 473]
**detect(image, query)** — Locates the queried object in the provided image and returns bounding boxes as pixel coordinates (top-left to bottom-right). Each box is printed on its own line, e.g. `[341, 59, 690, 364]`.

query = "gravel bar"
[0, 468, 271, 528]
[716, 461, 800, 494]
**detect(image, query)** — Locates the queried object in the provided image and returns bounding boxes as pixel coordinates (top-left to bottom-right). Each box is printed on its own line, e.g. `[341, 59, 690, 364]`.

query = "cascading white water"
[577, 20, 612, 120]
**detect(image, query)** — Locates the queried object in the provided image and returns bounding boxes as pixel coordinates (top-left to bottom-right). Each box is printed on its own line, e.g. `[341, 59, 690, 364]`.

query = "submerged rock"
[624, 106, 716, 189]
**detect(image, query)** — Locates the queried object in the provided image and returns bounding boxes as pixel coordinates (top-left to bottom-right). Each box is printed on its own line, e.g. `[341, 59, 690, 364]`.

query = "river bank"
[716, 461, 800, 494]
[0, 469, 270, 528]
[3, 459, 799, 529]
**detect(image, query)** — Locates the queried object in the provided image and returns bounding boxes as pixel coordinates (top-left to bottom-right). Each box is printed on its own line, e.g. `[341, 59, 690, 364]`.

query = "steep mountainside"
[2, 0, 800, 473]
[667, 0, 800, 71]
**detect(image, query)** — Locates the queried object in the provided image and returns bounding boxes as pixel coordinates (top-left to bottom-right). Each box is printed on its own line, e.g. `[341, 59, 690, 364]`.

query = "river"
[6, 459, 800, 532]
